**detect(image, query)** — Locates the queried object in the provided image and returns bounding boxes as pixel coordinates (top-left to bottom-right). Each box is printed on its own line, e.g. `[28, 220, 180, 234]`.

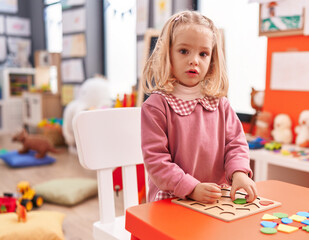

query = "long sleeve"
[223, 99, 253, 184]
[141, 101, 199, 200]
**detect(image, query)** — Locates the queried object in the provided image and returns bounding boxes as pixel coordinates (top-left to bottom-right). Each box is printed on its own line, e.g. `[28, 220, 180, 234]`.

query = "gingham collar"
[152, 91, 219, 116]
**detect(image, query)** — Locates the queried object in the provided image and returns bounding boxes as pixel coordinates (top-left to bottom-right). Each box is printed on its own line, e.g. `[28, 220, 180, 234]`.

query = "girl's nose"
[189, 56, 198, 66]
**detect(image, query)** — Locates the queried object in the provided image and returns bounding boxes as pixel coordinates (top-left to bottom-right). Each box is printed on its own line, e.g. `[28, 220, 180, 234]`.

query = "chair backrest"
[73, 107, 144, 224]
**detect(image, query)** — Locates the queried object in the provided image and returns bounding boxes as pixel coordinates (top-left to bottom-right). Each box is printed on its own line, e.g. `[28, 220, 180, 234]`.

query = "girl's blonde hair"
[142, 10, 228, 98]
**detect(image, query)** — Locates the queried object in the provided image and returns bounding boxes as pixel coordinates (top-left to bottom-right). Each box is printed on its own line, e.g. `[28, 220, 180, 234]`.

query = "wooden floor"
[0, 134, 124, 240]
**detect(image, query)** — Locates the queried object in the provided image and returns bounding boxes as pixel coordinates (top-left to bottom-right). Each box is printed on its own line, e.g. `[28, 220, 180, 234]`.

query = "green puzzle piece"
[233, 198, 247, 204]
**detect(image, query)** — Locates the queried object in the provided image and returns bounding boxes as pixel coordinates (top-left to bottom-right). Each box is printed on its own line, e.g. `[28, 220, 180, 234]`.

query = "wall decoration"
[0, 15, 4, 34]
[136, 0, 149, 35]
[61, 59, 84, 83]
[62, 8, 86, 34]
[5, 16, 31, 36]
[0, 0, 18, 13]
[0, 36, 6, 61]
[259, 0, 305, 37]
[62, 33, 86, 58]
[62, 0, 85, 9]
[154, 0, 172, 30]
[270, 51, 309, 91]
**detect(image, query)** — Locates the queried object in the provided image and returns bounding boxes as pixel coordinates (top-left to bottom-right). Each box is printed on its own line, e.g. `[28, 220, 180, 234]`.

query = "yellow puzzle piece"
[262, 213, 279, 220]
[277, 224, 299, 233]
[289, 214, 307, 222]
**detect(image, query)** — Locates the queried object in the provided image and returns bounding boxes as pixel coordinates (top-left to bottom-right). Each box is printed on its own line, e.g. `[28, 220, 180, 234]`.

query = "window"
[198, 0, 267, 114]
[44, 1, 62, 53]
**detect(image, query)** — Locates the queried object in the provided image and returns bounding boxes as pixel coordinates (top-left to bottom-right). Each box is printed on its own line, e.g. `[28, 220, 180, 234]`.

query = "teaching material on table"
[172, 189, 281, 222]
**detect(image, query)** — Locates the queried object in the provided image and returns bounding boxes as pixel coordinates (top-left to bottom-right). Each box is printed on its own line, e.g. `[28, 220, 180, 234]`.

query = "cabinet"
[0, 68, 36, 134]
[22, 92, 62, 128]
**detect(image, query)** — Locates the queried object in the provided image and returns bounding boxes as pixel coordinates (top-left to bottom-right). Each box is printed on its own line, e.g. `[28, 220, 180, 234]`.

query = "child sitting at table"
[141, 10, 257, 203]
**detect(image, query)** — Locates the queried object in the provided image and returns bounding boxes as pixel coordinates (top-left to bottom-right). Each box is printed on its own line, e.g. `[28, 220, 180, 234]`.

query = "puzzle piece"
[290, 214, 307, 222]
[262, 214, 279, 220]
[260, 227, 277, 234]
[273, 212, 288, 219]
[277, 224, 299, 233]
[172, 190, 281, 222]
[261, 221, 277, 228]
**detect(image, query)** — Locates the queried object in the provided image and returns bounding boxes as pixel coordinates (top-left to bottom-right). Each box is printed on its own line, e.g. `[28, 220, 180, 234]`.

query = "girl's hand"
[187, 183, 222, 203]
[230, 171, 258, 203]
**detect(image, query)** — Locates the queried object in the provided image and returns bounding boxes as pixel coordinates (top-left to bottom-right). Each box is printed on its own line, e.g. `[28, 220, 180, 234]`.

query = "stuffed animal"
[295, 110, 309, 147]
[249, 88, 265, 134]
[12, 129, 60, 158]
[271, 114, 293, 144]
[62, 76, 112, 153]
[255, 111, 272, 140]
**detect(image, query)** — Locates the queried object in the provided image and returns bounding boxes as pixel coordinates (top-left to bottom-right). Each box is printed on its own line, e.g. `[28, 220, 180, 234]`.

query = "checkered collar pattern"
[152, 91, 219, 116]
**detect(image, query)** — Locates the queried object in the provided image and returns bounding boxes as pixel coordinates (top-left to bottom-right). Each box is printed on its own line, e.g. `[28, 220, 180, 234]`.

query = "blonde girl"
[141, 10, 257, 203]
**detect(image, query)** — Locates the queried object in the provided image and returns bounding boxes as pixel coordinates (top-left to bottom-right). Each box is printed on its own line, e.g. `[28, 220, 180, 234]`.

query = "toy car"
[0, 195, 17, 213]
[16, 181, 43, 211]
[264, 142, 282, 151]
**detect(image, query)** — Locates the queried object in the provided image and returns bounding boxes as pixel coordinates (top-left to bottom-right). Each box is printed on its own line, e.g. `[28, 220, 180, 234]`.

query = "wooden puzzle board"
[172, 189, 281, 222]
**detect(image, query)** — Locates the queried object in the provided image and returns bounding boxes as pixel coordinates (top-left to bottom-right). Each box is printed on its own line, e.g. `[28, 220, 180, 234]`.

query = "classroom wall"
[263, 35, 309, 140]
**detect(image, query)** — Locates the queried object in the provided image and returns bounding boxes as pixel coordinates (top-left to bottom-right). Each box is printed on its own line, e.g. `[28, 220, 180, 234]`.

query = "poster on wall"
[0, 15, 4, 34]
[0, 0, 18, 13]
[61, 59, 84, 83]
[6, 16, 31, 36]
[136, 0, 149, 35]
[259, 0, 305, 37]
[270, 51, 309, 91]
[62, 34, 86, 58]
[0, 36, 6, 61]
[7, 37, 31, 56]
[62, 0, 85, 9]
[154, 0, 172, 30]
[62, 8, 86, 34]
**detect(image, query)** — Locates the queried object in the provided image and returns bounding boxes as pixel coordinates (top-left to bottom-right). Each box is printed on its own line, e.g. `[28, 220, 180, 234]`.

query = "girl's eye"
[200, 52, 209, 57]
[179, 49, 188, 54]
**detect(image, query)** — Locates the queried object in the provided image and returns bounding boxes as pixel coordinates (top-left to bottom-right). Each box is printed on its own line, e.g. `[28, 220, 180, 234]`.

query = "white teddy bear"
[295, 110, 309, 148]
[271, 114, 293, 144]
[62, 77, 112, 153]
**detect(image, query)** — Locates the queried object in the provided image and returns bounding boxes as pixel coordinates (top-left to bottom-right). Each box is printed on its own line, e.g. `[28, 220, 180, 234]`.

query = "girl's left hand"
[230, 171, 258, 203]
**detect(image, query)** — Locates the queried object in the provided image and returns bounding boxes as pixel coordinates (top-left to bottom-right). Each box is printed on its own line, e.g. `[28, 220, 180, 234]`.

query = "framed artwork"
[136, 29, 160, 107]
[259, 1, 306, 37]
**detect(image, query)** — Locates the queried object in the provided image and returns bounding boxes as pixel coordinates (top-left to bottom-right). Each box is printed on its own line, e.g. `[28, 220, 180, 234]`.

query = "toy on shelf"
[271, 114, 293, 144]
[249, 88, 265, 134]
[248, 137, 267, 149]
[12, 129, 60, 159]
[255, 111, 273, 140]
[295, 110, 309, 148]
[264, 142, 282, 151]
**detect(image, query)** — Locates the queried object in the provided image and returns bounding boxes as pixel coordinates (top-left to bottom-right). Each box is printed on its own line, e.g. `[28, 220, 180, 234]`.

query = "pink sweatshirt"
[141, 92, 252, 202]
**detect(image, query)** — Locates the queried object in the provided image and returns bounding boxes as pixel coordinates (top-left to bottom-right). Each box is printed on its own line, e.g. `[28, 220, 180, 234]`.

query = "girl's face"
[170, 24, 213, 87]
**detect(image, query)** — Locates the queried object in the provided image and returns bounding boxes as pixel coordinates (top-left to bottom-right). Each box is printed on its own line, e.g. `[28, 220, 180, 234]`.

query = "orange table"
[125, 180, 309, 240]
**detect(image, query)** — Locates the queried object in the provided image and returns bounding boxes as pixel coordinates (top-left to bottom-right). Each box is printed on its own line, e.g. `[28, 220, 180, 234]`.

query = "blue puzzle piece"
[260, 221, 277, 228]
[301, 219, 309, 225]
[281, 218, 293, 224]
[297, 211, 309, 218]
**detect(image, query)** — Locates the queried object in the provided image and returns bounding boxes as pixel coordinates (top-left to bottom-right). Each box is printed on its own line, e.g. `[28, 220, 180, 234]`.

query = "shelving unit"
[0, 68, 36, 134]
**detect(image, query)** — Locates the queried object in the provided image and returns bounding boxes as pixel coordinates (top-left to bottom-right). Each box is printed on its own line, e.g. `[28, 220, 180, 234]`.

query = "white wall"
[199, 0, 267, 114]
[105, 0, 137, 98]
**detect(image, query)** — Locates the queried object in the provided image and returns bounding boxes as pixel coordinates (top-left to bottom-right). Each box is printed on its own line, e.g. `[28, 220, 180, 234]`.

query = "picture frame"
[259, 1, 306, 37]
[136, 28, 160, 107]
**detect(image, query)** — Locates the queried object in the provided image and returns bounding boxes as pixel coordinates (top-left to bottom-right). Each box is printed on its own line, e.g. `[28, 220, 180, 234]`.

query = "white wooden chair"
[73, 107, 145, 240]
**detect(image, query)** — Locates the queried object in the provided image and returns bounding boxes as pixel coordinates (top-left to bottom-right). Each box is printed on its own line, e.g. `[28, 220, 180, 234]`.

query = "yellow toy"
[16, 181, 43, 211]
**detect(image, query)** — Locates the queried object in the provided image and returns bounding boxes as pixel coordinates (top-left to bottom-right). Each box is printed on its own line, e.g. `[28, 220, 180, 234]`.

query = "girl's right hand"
[187, 183, 222, 203]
